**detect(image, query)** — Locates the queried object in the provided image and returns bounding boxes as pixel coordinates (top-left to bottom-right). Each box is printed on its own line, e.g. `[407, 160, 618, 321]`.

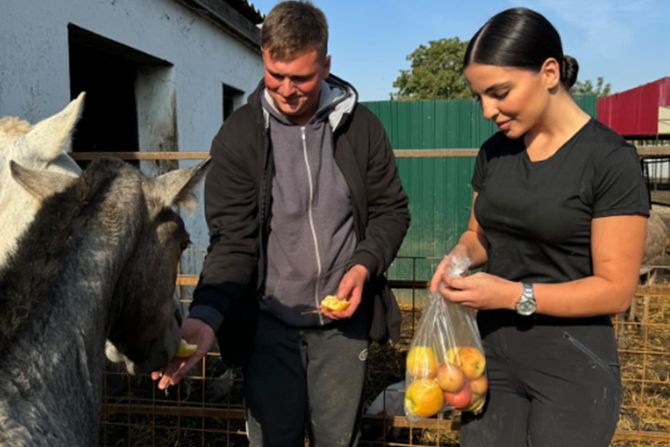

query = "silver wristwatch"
[515, 283, 537, 316]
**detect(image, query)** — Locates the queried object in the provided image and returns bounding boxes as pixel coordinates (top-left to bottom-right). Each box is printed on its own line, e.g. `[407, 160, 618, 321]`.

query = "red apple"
[443, 385, 472, 409]
[436, 362, 466, 392]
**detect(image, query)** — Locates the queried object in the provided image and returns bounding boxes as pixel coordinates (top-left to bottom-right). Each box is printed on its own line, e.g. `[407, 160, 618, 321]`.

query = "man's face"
[262, 48, 331, 125]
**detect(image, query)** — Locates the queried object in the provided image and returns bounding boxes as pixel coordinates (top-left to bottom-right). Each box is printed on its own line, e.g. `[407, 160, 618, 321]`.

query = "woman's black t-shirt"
[472, 119, 649, 286]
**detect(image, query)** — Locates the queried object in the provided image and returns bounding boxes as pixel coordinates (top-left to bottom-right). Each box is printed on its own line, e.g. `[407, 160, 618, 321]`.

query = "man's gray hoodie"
[261, 80, 358, 326]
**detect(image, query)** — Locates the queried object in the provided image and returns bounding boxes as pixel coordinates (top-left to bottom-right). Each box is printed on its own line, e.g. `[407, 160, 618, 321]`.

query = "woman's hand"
[439, 272, 520, 311]
[429, 245, 471, 293]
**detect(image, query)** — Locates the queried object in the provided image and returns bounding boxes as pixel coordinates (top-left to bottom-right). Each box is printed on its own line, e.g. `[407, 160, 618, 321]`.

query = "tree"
[392, 37, 471, 100]
[571, 76, 611, 98]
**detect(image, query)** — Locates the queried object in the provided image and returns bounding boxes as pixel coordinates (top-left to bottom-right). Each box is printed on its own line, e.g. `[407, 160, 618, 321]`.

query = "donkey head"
[10, 157, 210, 374]
[105, 160, 211, 373]
[0, 93, 84, 267]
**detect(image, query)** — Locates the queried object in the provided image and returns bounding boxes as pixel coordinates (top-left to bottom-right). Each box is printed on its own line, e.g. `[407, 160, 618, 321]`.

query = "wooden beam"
[394, 149, 478, 158]
[177, 274, 428, 290]
[71, 151, 209, 161]
[636, 145, 670, 158]
[70, 145, 668, 162]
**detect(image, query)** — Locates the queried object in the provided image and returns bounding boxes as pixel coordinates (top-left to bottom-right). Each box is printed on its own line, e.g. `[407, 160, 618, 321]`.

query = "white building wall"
[0, 0, 264, 263]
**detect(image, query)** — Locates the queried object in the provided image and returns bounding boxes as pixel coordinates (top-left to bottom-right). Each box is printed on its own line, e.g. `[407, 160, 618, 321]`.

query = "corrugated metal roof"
[177, 0, 263, 48]
[598, 77, 670, 137]
[225, 0, 264, 24]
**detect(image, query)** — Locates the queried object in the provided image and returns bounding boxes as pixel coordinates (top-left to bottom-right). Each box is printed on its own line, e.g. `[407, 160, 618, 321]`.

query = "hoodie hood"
[256, 74, 358, 132]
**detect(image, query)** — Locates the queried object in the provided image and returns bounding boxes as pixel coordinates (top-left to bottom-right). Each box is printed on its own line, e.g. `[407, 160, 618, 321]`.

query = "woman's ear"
[540, 57, 561, 90]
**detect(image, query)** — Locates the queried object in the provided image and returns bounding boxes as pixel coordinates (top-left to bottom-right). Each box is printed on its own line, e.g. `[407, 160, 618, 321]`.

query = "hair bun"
[561, 55, 579, 89]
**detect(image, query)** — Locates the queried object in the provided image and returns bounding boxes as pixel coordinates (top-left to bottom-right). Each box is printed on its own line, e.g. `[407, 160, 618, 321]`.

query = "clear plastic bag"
[403, 255, 488, 420]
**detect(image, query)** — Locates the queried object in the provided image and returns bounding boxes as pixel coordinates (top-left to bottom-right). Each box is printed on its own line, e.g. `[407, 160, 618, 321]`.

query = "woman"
[430, 7, 649, 447]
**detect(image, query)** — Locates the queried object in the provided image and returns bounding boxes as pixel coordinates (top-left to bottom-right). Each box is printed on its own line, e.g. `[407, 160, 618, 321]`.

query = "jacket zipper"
[301, 127, 324, 324]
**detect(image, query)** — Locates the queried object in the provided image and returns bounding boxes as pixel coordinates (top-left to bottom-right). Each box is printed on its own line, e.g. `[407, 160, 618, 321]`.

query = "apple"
[404, 378, 444, 417]
[465, 395, 486, 414]
[469, 374, 488, 395]
[406, 346, 438, 378]
[320, 295, 349, 311]
[446, 347, 460, 365]
[443, 385, 472, 409]
[176, 338, 198, 358]
[436, 362, 466, 392]
[453, 346, 486, 379]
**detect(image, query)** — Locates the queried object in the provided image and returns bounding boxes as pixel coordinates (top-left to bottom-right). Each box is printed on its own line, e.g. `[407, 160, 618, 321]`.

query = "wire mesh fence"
[99, 255, 670, 447]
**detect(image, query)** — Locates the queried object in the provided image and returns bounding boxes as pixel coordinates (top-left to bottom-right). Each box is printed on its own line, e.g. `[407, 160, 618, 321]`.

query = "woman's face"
[464, 61, 557, 139]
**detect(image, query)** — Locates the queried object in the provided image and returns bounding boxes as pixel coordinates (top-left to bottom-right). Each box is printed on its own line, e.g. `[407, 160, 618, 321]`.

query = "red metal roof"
[597, 76, 670, 136]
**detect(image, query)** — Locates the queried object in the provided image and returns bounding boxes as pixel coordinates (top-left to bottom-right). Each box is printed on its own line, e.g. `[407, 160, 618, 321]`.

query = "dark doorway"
[68, 25, 172, 160]
[69, 26, 139, 154]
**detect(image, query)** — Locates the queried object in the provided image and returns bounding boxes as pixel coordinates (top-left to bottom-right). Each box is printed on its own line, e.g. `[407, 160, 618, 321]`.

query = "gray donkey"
[0, 156, 209, 446]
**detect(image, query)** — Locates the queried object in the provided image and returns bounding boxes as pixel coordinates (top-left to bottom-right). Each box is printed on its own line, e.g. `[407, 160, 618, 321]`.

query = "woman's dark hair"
[464, 8, 578, 89]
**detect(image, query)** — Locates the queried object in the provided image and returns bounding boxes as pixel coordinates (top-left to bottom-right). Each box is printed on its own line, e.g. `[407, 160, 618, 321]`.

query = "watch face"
[516, 283, 536, 316]
[516, 300, 536, 316]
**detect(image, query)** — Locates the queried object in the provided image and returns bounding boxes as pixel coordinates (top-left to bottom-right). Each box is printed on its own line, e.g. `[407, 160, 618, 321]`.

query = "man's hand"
[321, 264, 368, 320]
[151, 318, 216, 390]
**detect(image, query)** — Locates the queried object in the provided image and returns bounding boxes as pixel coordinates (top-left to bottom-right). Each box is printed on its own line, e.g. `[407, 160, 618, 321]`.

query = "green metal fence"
[363, 96, 598, 281]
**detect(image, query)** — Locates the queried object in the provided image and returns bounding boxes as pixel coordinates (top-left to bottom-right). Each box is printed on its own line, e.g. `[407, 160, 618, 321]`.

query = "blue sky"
[250, 0, 669, 101]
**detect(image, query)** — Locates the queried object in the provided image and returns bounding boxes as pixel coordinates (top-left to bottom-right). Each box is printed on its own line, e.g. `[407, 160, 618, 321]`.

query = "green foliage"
[392, 38, 471, 100]
[571, 76, 611, 98]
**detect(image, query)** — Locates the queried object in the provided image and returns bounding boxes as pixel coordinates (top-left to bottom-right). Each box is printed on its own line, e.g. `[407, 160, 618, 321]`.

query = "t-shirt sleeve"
[471, 145, 488, 193]
[592, 144, 650, 218]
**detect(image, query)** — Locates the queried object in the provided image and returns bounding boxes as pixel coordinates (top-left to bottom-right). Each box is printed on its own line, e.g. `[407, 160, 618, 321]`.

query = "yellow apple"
[465, 395, 486, 414]
[446, 347, 460, 365]
[458, 346, 486, 379]
[404, 378, 444, 417]
[447, 346, 486, 379]
[436, 362, 466, 392]
[176, 339, 198, 358]
[406, 346, 438, 378]
[320, 295, 349, 311]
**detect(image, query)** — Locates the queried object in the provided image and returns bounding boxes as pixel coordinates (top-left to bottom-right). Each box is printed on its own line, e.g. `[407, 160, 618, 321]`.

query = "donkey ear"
[152, 158, 211, 212]
[10, 160, 77, 200]
[26, 92, 85, 162]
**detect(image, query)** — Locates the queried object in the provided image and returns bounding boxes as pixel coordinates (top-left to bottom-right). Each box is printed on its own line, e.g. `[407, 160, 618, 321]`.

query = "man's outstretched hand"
[151, 318, 215, 390]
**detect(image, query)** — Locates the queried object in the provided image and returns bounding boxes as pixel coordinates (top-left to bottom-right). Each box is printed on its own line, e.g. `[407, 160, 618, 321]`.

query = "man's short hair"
[261, 1, 328, 61]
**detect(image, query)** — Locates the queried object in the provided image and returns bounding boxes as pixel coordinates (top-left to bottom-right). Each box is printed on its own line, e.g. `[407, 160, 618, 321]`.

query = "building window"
[223, 84, 244, 121]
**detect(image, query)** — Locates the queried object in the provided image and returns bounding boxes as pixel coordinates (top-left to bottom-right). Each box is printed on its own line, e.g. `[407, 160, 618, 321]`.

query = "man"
[154, 2, 410, 446]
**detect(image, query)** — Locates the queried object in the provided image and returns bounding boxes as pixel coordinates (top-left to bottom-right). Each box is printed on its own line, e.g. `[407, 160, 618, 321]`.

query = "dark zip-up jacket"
[191, 76, 410, 363]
